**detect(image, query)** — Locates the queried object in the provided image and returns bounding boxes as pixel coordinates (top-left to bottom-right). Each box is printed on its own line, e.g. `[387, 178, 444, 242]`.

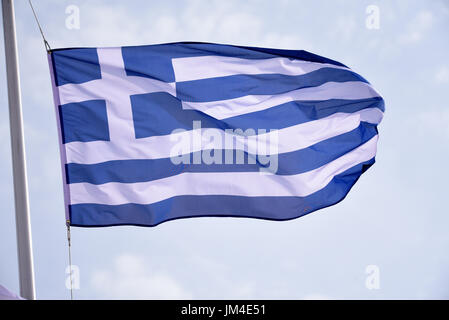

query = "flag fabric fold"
[48, 42, 384, 227]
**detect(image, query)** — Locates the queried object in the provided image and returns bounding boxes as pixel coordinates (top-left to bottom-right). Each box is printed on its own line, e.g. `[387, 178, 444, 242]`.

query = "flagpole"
[1, 0, 36, 300]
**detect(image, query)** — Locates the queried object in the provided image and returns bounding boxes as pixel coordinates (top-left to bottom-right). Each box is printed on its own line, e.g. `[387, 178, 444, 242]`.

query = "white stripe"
[58, 75, 176, 105]
[64, 108, 382, 164]
[172, 55, 350, 82]
[182, 81, 381, 120]
[69, 135, 378, 205]
[97, 48, 135, 140]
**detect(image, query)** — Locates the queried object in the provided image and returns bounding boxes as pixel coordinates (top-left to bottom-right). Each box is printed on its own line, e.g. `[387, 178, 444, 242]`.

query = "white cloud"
[435, 65, 449, 84]
[408, 108, 449, 139]
[261, 33, 314, 51]
[399, 11, 433, 44]
[90, 254, 192, 299]
[49, 0, 310, 50]
[153, 16, 179, 42]
[330, 16, 357, 42]
[187, 255, 257, 299]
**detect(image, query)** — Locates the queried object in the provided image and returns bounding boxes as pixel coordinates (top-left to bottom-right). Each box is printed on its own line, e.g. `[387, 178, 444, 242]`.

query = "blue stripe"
[69, 158, 375, 227]
[66, 122, 377, 184]
[176, 67, 367, 102]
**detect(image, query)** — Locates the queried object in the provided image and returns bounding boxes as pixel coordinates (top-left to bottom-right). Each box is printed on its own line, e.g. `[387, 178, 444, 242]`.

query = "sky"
[0, 0, 448, 299]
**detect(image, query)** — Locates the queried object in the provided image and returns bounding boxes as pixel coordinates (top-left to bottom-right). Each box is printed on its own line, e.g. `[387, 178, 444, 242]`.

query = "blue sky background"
[0, 0, 448, 299]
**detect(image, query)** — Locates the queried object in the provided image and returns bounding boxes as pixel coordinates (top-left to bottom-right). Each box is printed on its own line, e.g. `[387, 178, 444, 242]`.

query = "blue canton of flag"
[48, 42, 384, 227]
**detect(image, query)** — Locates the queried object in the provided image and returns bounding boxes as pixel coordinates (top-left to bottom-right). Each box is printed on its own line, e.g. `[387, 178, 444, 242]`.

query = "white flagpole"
[1, 0, 36, 300]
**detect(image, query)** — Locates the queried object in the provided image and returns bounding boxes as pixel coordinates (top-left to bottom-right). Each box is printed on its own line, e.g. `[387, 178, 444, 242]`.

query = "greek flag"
[48, 42, 384, 227]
